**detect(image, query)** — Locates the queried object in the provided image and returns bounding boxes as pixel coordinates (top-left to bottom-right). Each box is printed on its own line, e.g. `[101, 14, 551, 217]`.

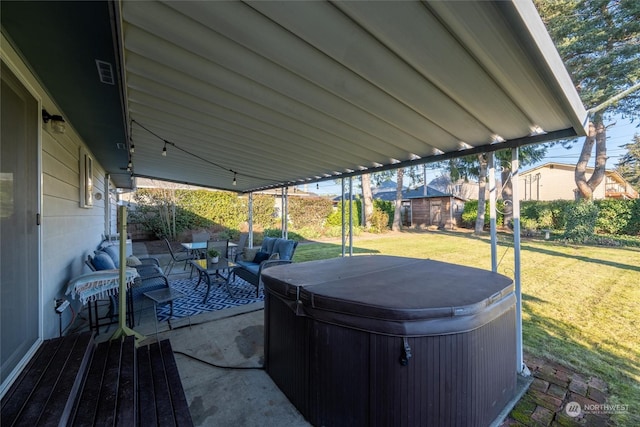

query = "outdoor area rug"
[156, 276, 264, 321]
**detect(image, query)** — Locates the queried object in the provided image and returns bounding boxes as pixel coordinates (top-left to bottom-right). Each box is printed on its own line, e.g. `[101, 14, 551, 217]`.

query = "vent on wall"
[95, 60, 115, 85]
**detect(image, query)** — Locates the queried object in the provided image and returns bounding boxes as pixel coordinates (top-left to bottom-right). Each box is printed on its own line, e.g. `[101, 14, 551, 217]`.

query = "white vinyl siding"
[2, 34, 111, 340]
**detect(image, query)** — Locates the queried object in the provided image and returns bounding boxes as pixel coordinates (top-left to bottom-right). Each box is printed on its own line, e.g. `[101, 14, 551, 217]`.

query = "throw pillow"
[252, 251, 270, 264]
[92, 251, 116, 270]
[102, 245, 120, 268]
[242, 247, 260, 262]
[268, 252, 280, 260]
[126, 255, 142, 266]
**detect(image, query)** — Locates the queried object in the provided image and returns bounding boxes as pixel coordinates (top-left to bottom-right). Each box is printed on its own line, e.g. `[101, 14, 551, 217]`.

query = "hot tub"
[261, 255, 516, 427]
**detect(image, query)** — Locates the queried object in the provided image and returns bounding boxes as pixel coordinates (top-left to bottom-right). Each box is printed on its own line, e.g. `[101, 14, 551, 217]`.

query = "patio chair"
[191, 230, 210, 243]
[191, 230, 210, 257]
[206, 239, 229, 260]
[235, 232, 249, 258]
[163, 237, 196, 276]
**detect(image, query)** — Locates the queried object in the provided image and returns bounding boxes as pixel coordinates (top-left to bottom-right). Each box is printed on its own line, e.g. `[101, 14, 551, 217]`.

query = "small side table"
[143, 288, 189, 339]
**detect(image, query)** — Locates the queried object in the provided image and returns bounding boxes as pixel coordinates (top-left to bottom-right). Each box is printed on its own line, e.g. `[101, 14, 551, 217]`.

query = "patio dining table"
[181, 241, 238, 258]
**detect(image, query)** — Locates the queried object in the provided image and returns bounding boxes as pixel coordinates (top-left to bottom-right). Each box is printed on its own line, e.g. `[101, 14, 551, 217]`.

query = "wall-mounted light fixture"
[42, 109, 66, 134]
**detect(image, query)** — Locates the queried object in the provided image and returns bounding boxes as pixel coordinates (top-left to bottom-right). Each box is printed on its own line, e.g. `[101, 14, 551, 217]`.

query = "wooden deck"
[1, 332, 193, 426]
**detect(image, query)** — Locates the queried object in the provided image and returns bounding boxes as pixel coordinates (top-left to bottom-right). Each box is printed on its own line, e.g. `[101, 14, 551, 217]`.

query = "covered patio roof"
[2, 0, 587, 192]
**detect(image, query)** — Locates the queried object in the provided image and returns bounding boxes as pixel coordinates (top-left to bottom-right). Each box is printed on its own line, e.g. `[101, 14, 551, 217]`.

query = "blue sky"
[307, 116, 639, 195]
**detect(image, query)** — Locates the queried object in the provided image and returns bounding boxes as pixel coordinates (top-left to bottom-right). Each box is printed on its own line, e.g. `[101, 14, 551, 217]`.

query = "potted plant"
[207, 248, 220, 263]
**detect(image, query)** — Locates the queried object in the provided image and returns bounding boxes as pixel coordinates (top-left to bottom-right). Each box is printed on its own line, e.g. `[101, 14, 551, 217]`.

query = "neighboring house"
[518, 162, 639, 201]
[428, 175, 482, 201]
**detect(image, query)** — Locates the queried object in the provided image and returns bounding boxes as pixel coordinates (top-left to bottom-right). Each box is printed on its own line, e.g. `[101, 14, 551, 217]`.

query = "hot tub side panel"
[368, 306, 517, 427]
[264, 291, 310, 416]
[308, 321, 371, 426]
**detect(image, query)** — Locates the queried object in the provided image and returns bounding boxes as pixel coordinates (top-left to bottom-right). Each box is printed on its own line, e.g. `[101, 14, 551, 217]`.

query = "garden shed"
[402, 195, 465, 229]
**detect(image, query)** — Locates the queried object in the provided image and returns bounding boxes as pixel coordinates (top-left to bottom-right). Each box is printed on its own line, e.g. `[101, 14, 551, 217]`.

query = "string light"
[132, 119, 276, 187]
[130, 143, 135, 154]
[127, 160, 132, 172]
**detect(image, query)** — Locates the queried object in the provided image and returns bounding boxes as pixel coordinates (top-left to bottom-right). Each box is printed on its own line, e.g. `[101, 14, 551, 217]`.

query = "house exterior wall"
[2, 36, 110, 340]
[518, 164, 606, 201]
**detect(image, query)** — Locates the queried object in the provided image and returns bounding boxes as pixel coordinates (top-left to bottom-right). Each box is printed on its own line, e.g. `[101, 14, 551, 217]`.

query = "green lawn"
[293, 230, 640, 426]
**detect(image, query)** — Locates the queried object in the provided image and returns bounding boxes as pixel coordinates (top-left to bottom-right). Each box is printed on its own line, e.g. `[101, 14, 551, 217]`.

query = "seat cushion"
[236, 260, 260, 276]
[274, 239, 296, 261]
[92, 251, 116, 270]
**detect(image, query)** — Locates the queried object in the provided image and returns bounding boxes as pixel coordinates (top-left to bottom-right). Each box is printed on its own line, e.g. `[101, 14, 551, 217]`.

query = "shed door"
[430, 200, 442, 225]
[1, 62, 40, 393]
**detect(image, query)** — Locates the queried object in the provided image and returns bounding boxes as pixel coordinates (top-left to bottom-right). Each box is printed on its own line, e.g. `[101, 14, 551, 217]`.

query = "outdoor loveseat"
[234, 237, 298, 296]
[85, 242, 169, 328]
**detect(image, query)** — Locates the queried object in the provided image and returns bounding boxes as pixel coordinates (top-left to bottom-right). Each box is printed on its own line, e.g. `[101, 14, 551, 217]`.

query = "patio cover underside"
[1, 0, 587, 191]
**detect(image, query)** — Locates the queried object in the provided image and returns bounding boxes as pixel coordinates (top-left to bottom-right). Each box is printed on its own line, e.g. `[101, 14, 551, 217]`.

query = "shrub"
[248, 194, 278, 229]
[623, 198, 640, 236]
[179, 190, 244, 228]
[263, 228, 304, 242]
[520, 200, 589, 233]
[461, 199, 504, 229]
[373, 199, 394, 228]
[564, 200, 599, 243]
[288, 197, 333, 228]
[369, 209, 390, 233]
[326, 200, 361, 227]
[594, 199, 633, 235]
[520, 217, 539, 235]
[263, 228, 282, 238]
[217, 228, 240, 241]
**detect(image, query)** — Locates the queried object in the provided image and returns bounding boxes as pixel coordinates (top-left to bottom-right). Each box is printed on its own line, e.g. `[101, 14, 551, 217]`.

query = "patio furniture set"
[70, 235, 298, 333]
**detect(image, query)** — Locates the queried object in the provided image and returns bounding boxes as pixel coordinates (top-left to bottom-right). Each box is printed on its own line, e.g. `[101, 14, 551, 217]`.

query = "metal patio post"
[512, 149, 525, 374]
[489, 153, 498, 273]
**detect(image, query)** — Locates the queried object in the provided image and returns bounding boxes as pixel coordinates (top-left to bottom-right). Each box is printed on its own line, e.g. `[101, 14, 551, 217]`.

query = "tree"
[616, 133, 640, 189]
[535, 0, 640, 199]
[392, 168, 404, 231]
[361, 174, 373, 228]
[475, 154, 488, 234]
